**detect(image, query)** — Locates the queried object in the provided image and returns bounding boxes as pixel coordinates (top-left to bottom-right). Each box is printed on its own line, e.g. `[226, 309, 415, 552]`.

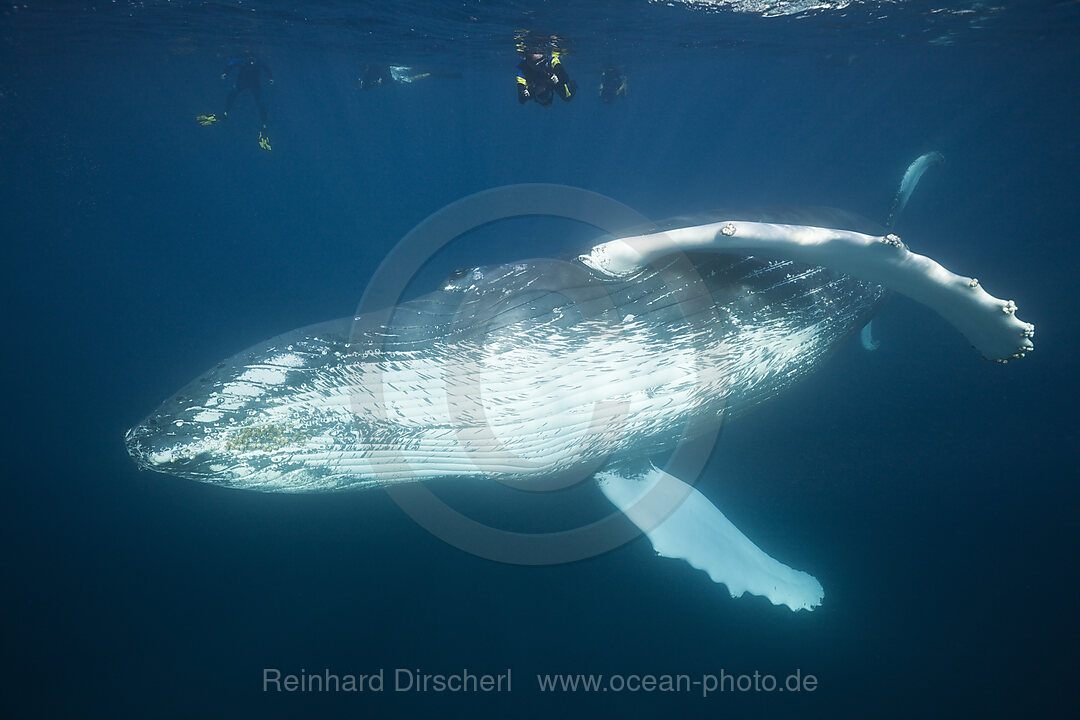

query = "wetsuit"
[600, 68, 626, 104]
[223, 57, 272, 125]
[516, 55, 576, 107]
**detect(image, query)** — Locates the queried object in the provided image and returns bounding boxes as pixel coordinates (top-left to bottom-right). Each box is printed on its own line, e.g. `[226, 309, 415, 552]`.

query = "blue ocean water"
[2, 1, 1077, 717]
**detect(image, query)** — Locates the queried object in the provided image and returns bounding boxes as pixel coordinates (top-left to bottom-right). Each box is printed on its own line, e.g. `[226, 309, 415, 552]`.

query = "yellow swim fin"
[196, 114, 218, 126]
[258, 129, 272, 151]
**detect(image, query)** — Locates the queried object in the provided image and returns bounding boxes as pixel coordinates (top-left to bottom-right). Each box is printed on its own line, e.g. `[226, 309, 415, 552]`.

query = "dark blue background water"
[2, 1, 1077, 717]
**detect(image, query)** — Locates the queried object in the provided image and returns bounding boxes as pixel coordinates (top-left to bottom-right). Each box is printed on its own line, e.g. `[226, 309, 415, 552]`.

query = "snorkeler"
[359, 64, 393, 90]
[516, 50, 577, 107]
[359, 64, 448, 90]
[196, 51, 274, 150]
[599, 67, 628, 104]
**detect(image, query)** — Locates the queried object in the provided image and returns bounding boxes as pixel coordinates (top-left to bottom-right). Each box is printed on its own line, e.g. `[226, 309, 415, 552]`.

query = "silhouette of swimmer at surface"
[221, 52, 273, 126]
[195, 51, 274, 150]
[599, 67, 628, 104]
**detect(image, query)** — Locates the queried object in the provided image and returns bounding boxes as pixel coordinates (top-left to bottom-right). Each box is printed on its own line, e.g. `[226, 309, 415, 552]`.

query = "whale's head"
[124, 325, 365, 491]
[125, 409, 219, 481]
[124, 371, 257, 486]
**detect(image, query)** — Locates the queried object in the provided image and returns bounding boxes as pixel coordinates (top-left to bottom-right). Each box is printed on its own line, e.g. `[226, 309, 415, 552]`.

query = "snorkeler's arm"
[550, 56, 570, 84]
[516, 71, 529, 103]
[550, 59, 575, 100]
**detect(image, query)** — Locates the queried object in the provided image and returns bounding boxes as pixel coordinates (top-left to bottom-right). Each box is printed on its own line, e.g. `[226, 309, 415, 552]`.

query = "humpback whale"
[126, 157, 1033, 612]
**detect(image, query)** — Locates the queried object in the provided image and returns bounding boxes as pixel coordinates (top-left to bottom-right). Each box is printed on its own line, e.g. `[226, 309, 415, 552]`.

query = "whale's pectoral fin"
[596, 465, 824, 612]
[860, 320, 881, 351]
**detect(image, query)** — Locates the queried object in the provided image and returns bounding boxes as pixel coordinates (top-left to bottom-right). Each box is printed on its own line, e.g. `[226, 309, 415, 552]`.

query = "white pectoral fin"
[580, 216, 1033, 363]
[596, 466, 823, 612]
[860, 320, 881, 351]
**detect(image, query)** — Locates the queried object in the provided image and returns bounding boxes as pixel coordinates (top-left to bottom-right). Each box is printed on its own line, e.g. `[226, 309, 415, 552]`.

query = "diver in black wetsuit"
[516, 51, 576, 107]
[599, 67, 627, 104]
[220, 53, 273, 127]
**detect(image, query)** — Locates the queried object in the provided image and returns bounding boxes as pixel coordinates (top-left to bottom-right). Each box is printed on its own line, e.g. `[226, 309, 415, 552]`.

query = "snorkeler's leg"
[223, 87, 240, 120]
[252, 84, 268, 126]
[554, 67, 577, 100]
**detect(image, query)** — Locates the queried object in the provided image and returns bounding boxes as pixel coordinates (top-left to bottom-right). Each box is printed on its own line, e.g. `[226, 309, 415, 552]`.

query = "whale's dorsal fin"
[596, 465, 824, 612]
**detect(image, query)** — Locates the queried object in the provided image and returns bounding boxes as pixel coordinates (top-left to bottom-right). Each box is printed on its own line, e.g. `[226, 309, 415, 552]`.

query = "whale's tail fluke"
[885, 151, 945, 231]
[597, 465, 823, 612]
